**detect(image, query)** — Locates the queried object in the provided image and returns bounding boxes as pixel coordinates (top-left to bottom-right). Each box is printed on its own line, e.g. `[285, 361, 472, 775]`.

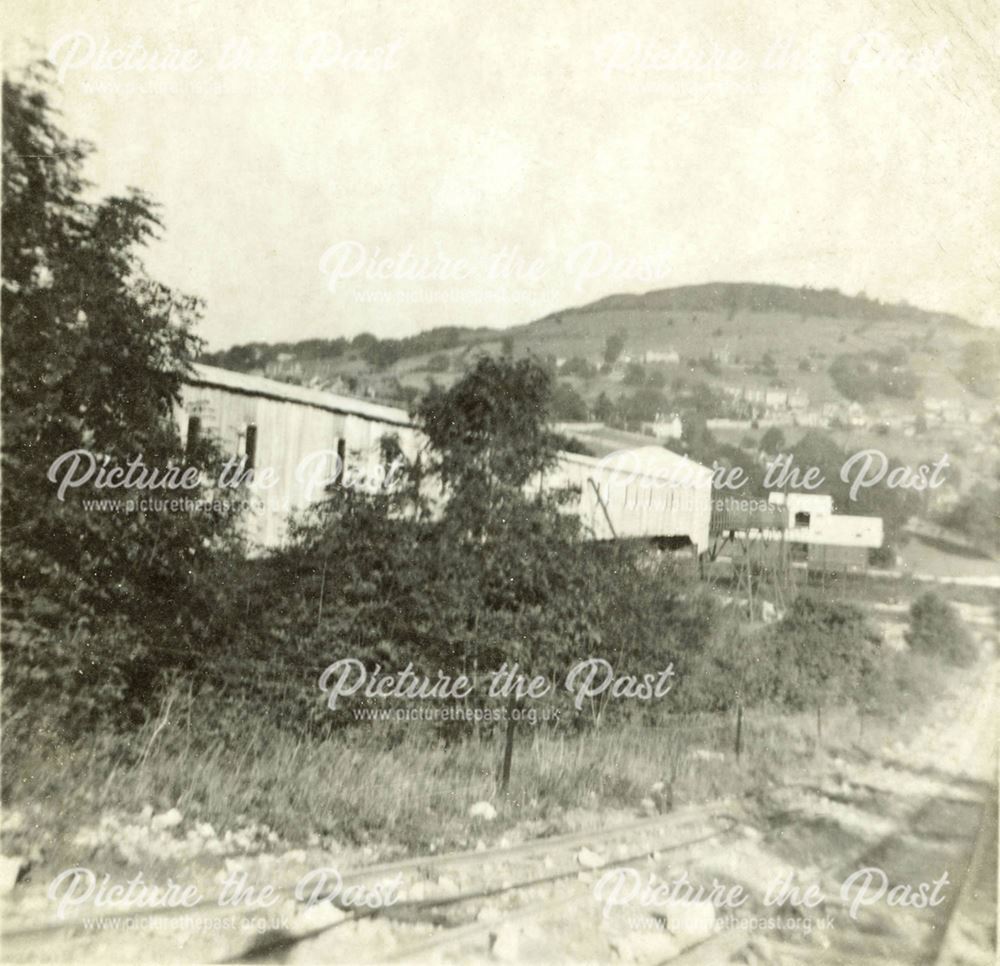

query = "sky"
[6, 0, 1000, 349]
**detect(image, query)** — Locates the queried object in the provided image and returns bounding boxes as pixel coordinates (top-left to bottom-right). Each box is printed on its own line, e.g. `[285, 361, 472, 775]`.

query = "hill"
[200, 282, 996, 415]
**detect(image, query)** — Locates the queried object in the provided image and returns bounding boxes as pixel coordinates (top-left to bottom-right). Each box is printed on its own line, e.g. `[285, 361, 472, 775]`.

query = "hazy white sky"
[7, 0, 999, 348]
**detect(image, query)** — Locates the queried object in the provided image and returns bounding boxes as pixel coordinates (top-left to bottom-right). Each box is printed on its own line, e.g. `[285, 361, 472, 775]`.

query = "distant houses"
[640, 412, 683, 441]
[644, 349, 680, 365]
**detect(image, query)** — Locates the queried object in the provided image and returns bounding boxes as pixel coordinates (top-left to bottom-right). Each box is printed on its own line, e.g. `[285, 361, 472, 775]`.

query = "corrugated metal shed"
[180, 365, 419, 547]
[545, 446, 713, 552]
[187, 364, 412, 426]
[179, 369, 714, 554]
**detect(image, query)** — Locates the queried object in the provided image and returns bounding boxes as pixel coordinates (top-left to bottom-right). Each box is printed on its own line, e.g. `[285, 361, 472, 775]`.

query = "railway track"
[5, 658, 995, 966]
[651, 667, 999, 966]
[266, 663, 998, 965]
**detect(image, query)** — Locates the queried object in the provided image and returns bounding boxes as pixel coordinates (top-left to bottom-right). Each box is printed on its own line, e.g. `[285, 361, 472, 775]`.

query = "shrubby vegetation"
[957, 340, 1000, 398]
[829, 350, 921, 402]
[906, 591, 978, 667]
[940, 481, 1000, 556]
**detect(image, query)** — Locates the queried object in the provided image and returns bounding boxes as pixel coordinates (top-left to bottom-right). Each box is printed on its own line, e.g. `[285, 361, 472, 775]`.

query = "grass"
[3, 673, 946, 876]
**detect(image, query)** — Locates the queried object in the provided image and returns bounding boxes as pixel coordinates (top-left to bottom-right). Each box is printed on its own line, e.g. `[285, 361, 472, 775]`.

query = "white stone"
[403, 881, 426, 902]
[436, 875, 459, 896]
[663, 899, 718, 945]
[295, 902, 345, 932]
[151, 808, 183, 831]
[577, 847, 605, 869]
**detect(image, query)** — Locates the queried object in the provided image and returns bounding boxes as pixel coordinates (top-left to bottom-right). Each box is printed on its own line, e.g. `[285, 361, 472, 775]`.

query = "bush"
[906, 592, 978, 666]
[762, 594, 883, 711]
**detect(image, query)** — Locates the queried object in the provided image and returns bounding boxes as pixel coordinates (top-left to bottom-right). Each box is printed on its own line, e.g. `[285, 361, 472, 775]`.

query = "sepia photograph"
[2, 1, 998, 964]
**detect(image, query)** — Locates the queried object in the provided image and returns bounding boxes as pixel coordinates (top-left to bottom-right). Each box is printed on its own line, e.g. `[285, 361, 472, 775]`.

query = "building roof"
[559, 445, 713, 489]
[804, 514, 883, 548]
[769, 492, 835, 517]
[187, 364, 413, 427]
[556, 423, 702, 459]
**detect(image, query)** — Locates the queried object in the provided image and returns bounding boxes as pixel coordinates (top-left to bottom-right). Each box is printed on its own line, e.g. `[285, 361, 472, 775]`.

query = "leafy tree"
[760, 427, 786, 453]
[561, 356, 596, 380]
[765, 595, 882, 711]
[619, 387, 668, 426]
[957, 340, 1000, 397]
[940, 481, 1000, 556]
[2, 67, 241, 628]
[646, 369, 666, 389]
[603, 331, 625, 365]
[830, 352, 920, 402]
[2, 67, 244, 732]
[906, 592, 977, 667]
[550, 382, 589, 421]
[623, 361, 646, 386]
[593, 391, 615, 424]
[413, 357, 593, 785]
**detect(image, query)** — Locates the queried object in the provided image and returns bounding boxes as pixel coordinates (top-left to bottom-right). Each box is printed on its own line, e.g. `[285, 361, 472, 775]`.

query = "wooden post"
[317, 559, 327, 627]
[735, 703, 743, 759]
[499, 697, 516, 793]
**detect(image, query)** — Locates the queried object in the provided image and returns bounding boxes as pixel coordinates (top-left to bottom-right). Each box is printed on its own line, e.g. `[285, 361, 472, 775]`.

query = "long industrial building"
[179, 364, 420, 546]
[179, 366, 715, 552]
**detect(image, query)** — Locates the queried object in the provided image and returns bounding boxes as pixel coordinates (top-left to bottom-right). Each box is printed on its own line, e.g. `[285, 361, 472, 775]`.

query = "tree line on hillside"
[201, 326, 499, 373]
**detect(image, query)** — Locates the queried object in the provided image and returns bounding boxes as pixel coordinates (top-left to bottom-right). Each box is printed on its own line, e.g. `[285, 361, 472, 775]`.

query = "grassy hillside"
[201, 283, 993, 411]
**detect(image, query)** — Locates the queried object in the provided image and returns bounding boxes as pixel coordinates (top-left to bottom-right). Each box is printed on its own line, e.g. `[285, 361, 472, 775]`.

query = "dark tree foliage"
[2, 67, 243, 726]
[763, 595, 884, 710]
[906, 592, 978, 667]
[603, 332, 625, 365]
[829, 352, 920, 402]
[957, 340, 1000, 398]
[549, 382, 589, 421]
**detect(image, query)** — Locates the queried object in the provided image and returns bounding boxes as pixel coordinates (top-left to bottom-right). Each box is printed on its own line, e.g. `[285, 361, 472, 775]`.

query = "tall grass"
[5, 680, 930, 864]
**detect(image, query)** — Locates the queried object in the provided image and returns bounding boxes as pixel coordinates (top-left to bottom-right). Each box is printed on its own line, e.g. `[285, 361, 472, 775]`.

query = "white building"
[644, 349, 680, 365]
[768, 492, 882, 547]
[640, 412, 683, 441]
[180, 364, 419, 548]
[545, 446, 713, 552]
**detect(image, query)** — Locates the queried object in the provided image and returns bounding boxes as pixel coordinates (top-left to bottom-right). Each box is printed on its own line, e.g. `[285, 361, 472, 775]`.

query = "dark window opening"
[185, 415, 201, 455]
[794, 511, 811, 528]
[245, 424, 258, 470]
